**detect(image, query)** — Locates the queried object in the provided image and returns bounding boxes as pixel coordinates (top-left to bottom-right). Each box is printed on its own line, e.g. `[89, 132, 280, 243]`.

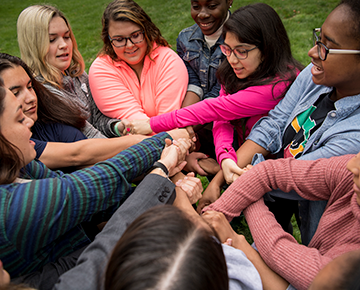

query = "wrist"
[151, 161, 169, 177]
[113, 121, 123, 136]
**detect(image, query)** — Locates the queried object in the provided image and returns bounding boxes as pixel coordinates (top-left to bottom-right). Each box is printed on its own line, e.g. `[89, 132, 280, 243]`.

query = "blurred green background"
[0, 0, 339, 70]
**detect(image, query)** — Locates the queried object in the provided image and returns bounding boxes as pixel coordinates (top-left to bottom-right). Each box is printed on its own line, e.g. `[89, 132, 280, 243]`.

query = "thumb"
[186, 172, 195, 177]
[164, 138, 173, 146]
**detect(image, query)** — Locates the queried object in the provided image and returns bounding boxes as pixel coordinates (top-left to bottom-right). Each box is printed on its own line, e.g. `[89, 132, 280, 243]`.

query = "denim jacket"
[176, 23, 225, 100]
[249, 64, 360, 245]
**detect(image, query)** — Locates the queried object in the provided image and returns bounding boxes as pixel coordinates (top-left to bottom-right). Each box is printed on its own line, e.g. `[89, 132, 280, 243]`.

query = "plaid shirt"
[0, 132, 168, 277]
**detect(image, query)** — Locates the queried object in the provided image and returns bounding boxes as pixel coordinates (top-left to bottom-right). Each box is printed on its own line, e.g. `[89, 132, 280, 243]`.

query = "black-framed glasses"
[109, 31, 145, 48]
[313, 28, 360, 61]
[220, 44, 258, 60]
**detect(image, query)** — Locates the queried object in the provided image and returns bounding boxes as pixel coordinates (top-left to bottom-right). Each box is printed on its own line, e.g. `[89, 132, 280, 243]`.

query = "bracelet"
[113, 121, 122, 137]
[149, 161, 169, 177]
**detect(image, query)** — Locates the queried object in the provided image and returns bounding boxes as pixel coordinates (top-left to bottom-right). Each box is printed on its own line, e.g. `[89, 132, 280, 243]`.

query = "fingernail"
[205, 155, 210, 158]
[127, 128, 131, 132]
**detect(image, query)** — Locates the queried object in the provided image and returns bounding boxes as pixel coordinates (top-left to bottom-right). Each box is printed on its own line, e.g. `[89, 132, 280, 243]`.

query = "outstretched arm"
[39, 135, 148, 170]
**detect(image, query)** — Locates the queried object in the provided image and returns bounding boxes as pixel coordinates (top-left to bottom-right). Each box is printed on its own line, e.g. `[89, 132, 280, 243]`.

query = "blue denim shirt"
[249, 64, 360, 244]
[176, 23, 225, 100]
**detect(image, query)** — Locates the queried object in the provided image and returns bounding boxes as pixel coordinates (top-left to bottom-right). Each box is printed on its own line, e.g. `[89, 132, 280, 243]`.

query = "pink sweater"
[89, 45, 188, 120]
[205, 155, 360, 290]
[150, 80, 293, 165]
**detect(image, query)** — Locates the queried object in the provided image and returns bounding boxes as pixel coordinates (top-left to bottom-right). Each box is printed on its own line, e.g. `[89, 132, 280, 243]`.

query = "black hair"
[339, 0, 360, 44]
[105, 205, 229, 290]
[0, 53, 86, 129]
[216, 3, 304, 97]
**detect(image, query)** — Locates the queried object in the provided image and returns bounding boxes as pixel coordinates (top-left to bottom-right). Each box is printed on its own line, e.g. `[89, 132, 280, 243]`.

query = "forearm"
[235, 139, 269, 168]
[39, 135, 148, 169]
[244, 199, 326, 290]
[235, 240, 289, 290]
[181, 91, 201, 108]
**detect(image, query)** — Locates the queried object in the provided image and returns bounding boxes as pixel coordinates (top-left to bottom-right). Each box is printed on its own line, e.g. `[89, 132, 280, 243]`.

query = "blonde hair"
[100, 0, 170, 62]
[17, 5, 84, 88]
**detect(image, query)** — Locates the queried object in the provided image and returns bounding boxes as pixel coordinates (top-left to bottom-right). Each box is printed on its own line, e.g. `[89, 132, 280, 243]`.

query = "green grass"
[0, 0, 339, 70]
[0, 0, 337, 243]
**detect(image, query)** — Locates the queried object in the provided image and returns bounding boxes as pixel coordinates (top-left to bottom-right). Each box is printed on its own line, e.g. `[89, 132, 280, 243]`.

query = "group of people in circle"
[1, 0, 360, 289]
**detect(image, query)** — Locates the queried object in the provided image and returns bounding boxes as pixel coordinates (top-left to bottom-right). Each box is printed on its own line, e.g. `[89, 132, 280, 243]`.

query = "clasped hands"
[120, 119, 152, 135]
[221, 158, 253, 184]
[159, 138, 202, 205]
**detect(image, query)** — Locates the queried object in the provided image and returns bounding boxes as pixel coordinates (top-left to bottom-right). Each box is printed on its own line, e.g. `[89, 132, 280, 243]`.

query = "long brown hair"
[0, 53, 86, 129]
[0, 78, 24, 184]
[99, 0, 170, 62]
[217, 3, 304, 98]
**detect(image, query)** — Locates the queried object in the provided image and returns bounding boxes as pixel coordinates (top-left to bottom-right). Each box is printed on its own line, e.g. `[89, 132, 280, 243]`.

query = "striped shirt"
[0, 132, 169, 277]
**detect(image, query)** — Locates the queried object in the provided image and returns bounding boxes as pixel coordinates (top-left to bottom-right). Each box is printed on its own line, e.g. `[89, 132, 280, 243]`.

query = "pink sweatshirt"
[150, 79, 294, 165]
[205, 155, 360, 290]
[89, 45, 188, 120]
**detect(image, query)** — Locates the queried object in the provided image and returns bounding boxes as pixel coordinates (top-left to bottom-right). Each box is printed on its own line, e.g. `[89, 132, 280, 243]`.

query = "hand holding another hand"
[221, 159, 249, 184]
[159, 138, 192, 177]
[175, 172, 203, 204]
[121, 119, 152, 135]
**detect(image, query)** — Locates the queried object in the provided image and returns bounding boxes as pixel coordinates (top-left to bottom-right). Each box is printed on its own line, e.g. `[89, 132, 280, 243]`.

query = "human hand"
[122, 119, 152, 135]
[175, 172, 203, 204]
[196, 181, 221, 213]
[185, 125, 195, 140]
[183, 152, 209, 176]
[202, 211, 238, 243]
[221, 158, 247, 184]
[159, 138, 192, 177]
[198, 158, 221, 175]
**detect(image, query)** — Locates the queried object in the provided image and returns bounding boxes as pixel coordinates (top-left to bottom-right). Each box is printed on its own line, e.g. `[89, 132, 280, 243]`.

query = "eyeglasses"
[220, 44, 258, 60]
[312, 28, 360, 61]
[109, 31, 145, 48]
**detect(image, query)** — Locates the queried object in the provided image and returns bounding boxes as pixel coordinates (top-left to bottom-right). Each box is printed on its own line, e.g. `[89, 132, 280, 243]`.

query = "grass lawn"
[1, 0, 339, 68]
[0, 0, 339, 243]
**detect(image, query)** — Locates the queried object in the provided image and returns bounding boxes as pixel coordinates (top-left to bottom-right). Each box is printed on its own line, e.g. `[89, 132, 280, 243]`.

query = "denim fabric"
[177, 23, 225, 100]
[248, 64, 360, 245]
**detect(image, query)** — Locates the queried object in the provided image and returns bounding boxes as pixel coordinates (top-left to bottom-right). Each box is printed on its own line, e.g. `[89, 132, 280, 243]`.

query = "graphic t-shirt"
[280, 92, 335, 159]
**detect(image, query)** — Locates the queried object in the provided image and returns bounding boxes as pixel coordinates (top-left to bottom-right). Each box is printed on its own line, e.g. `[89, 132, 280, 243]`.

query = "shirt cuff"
[187, 84, 203, 100]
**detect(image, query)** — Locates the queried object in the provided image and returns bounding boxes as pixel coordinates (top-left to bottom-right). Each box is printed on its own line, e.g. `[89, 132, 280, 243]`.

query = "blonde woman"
[17, 5, 124, 138]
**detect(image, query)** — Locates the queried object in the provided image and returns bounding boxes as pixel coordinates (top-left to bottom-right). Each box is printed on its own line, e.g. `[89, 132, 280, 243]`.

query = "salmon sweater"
[205, 154, 360, 290]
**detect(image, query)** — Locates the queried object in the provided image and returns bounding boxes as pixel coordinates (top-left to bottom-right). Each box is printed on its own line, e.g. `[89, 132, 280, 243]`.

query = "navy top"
[32, 122, 87, 159]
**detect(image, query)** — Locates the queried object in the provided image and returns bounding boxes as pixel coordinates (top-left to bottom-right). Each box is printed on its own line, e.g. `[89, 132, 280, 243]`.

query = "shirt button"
[158, 196, 165, 202]
[330, 112, 336, 118]
[164, 187, 170, 193]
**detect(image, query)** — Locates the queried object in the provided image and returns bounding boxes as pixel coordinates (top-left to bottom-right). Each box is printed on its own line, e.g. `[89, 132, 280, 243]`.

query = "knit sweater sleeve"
[244, 199, 331, 290]
[204, 154, 353, 221]
[1, 132, 169, 276]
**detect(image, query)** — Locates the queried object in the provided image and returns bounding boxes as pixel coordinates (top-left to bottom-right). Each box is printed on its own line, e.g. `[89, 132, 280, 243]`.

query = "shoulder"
[178, 23, 203, 43]
[34, 122, 86, 142]
[151, 46, 183, 66]
[90, 55, 117, 71]
[178, 23, 200, 36]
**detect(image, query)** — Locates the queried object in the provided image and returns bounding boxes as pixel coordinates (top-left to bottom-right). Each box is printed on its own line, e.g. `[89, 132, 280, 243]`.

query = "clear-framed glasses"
[220, 44, 258, 60]
[109, 30, 145, 48]
[313, 28, 360, 61]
